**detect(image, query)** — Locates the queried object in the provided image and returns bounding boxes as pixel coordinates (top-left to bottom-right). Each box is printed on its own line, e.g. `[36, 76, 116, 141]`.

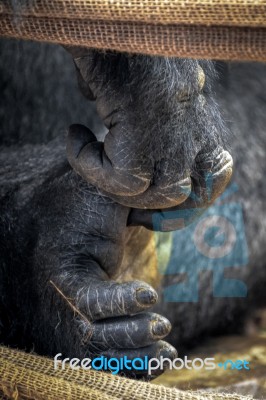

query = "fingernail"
[136, 288, 158, 306]
[152, 318, 171, 338]
[158, 345, 178, 360]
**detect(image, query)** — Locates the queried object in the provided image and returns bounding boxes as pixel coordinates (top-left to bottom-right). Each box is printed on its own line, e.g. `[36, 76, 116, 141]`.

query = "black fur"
[0, 39, 265, 378]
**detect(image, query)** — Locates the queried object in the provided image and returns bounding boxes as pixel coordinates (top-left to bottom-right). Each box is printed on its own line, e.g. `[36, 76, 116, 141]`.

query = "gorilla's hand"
[128, 145, 233, 231]
[28, 169, 176, 378]
[65, 47, 232, 210]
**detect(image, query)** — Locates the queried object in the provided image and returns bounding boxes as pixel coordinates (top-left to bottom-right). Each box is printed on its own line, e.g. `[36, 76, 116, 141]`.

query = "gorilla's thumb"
[67, 124, 151, 196]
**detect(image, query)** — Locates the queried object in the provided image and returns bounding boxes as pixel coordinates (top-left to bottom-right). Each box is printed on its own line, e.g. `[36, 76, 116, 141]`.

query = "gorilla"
[0, 38, 265, 378]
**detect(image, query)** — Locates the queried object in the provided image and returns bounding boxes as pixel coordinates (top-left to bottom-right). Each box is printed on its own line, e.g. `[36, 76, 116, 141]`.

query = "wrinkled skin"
[0, 40, 233, 378]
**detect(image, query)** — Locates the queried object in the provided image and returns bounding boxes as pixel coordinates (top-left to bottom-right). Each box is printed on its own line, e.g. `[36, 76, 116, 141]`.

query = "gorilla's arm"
[0, 138, 232, 377]
[0, 140, 177, 378]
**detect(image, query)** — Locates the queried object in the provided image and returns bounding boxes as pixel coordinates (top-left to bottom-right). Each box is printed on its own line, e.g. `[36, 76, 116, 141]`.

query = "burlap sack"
[0, 346, 254, 400]
[0, 0, 266, 60]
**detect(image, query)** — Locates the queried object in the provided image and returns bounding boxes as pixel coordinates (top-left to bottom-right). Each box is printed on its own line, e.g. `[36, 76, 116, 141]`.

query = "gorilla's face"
[66, 49, 233, 211]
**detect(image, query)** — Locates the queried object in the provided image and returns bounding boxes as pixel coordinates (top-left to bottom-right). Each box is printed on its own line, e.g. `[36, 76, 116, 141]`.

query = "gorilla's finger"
[76, 280, 158, 321]
[101, 340, 178, 378]
[67, 124, 97, 160]
[105, 172, 191, 209]
[191, 146, 233, 206]
[67, 124, 192, 209]
[67, 124, 151, 196]
[90, 313, 172, 350]
[128, 146, 233, 231]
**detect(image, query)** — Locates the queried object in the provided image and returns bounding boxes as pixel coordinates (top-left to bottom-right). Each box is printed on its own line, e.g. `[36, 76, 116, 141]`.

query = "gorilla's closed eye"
[177, 94, 191, 103]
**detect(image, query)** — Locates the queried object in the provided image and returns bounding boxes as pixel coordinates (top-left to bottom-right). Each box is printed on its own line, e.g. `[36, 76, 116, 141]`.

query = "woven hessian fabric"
[0, 346, 254, 400]
[0, 0, 266, 60]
